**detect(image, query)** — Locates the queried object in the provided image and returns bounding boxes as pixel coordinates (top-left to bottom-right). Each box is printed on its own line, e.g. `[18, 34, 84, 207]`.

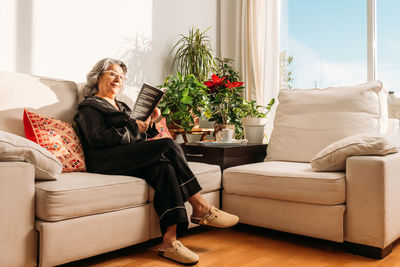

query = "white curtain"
[220, 0, 281, 136]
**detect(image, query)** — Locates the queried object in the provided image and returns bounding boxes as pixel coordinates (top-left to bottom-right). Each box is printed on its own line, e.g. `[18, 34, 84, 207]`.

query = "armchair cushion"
[223, 161, 345, 205]
[311, 133, 399, 171]
[267, 81, 387, 162]
[0, 130, 61, 180]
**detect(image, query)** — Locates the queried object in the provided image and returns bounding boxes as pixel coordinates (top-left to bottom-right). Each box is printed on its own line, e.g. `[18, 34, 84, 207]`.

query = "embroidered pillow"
[149, 118, 173, 140]
[23, 109, 86, 172]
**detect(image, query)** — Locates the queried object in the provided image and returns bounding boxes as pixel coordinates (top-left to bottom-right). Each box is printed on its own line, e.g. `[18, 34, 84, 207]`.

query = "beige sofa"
[0, 71, 221, 267]
[2, 71, 399, 266]
[222, 81, 400, 259]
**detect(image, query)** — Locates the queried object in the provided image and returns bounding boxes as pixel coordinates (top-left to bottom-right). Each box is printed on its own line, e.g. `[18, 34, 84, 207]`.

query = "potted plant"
[158, 73, 210, 132]
[204, 58, 246, 140]
[171, 27, 217, 82]
[240, 98, 275, 143]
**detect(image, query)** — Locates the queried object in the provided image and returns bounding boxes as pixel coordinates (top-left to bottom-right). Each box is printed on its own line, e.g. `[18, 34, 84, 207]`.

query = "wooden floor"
[61, 224, 400, 267]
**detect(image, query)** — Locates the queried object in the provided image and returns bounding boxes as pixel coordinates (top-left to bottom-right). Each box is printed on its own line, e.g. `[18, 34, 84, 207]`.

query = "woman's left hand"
[136, 117, 151, 133]
[151, 108, 161, 121]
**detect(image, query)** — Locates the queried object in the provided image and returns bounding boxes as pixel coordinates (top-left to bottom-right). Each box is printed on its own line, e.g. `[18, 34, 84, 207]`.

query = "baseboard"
[344, 241, 392, 259]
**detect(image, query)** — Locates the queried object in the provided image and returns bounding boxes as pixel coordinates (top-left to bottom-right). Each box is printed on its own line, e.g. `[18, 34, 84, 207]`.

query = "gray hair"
[83, 58, 127, 97]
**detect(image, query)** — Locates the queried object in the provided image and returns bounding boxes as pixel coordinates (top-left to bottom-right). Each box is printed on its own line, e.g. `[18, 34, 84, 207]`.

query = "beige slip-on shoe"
[158, 240, 199, 266]
[191, 206, 239, 228]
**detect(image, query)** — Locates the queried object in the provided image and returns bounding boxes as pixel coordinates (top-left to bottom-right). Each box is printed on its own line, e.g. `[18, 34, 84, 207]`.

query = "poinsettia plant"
[204, 58, 275, 138]
[205, 73, 245, 124]
[204, 75, 246, 140]
[203, 58, 247, 137]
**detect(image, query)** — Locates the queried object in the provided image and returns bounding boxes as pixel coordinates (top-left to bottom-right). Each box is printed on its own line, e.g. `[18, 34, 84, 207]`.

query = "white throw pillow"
[267, 81, 388, 162]
[310, 133, 399, 171]
[0, 130, 62, 180]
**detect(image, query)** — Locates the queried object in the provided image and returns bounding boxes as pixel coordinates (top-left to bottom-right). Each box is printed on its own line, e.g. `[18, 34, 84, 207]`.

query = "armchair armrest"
[0, 162, 37, 267]
[345, 152, 400, 250]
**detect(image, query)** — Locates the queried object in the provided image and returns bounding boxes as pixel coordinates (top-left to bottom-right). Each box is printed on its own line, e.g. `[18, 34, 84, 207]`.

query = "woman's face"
[97, 64, 126, 98]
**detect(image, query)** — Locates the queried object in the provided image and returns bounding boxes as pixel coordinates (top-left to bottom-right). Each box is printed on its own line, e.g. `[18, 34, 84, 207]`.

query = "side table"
[181, 143, 267, 170]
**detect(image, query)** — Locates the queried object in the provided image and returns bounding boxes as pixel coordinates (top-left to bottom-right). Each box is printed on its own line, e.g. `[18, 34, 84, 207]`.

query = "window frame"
[367, 0, 376, 81]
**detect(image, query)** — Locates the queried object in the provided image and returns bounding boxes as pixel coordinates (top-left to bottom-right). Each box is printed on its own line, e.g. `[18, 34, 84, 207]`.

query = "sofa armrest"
[0, 162, 37, 267]
[345, 152, 400, 248]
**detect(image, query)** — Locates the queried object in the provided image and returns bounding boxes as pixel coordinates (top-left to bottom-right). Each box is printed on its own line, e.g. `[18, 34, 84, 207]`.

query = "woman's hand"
[151, 108, 161, 121]
[136, 116, 151, 133]
[136, 108, 160, 133]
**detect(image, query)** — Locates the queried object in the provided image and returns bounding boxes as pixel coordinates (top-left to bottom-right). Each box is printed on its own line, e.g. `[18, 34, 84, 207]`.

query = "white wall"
[0, 0, 218, 87]
[0, 0, 17, 72]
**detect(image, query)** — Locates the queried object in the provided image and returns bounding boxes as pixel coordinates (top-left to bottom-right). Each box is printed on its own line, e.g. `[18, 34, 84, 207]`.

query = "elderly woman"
[74, 58, 238, 265]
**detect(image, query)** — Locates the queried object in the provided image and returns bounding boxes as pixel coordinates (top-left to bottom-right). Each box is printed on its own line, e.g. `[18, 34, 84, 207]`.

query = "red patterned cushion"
[23, 109, 86, 172]
[149, 118, 173, 140]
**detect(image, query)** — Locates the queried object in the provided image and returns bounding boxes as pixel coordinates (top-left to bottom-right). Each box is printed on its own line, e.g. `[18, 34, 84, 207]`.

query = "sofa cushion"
[267, 81, 387, 162]
[0, 71, 78, 137]
[188, 162, 221, 193]
[35, 172, 148, 221]
[36, 162, 221, 222]
[311, 133, 400, 171]
[223, 161, 345, 205]
[148, 162, 221, 201]
[0, 130, 62, 180]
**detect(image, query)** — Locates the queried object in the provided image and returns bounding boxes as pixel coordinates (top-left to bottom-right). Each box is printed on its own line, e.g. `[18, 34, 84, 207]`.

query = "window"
[281, 0, 398, 93]
[377, 0, 400, 94]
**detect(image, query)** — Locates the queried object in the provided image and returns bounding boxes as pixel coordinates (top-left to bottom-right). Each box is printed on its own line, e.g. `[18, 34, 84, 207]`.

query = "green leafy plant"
[215, 58, 241, 83]
[171, 27, 217, 82]
[239, 98, 275, 143]
[158, 73, 210, 132]
[240, 98, 276, 118]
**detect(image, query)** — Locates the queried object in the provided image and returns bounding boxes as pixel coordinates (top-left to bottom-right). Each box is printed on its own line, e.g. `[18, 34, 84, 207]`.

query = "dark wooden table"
[181, 143, 268, 170]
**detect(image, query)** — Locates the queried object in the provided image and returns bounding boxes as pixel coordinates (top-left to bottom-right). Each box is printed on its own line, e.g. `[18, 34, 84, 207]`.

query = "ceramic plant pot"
[241, 117, 267, 143]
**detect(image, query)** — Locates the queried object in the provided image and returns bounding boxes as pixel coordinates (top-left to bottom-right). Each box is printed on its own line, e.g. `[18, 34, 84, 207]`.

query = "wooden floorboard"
[60, 224, 400, 267]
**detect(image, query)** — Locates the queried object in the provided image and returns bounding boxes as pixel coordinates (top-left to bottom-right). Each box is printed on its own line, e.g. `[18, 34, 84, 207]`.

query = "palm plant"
[171, 27, 217, 82]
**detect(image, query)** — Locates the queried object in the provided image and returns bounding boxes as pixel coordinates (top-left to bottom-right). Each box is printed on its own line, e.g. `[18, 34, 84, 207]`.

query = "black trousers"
[86, 138, 202, 236]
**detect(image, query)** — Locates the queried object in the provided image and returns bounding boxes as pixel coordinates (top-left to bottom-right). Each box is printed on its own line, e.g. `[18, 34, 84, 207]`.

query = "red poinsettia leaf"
[232, 81, 244, 87]
[211, 74, 226, 85]
[204, 81, 214, 87]
[225, 79, 244, 89]
[211, 74, 220, 83]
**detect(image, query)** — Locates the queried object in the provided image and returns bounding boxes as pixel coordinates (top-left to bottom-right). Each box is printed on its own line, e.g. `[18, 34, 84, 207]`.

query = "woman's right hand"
[136, 116, 152, 133]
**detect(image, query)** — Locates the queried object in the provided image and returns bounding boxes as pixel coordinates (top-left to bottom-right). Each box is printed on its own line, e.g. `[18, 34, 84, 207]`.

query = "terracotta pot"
[167, 114, 200, 130]
[214, 124, 235, 142]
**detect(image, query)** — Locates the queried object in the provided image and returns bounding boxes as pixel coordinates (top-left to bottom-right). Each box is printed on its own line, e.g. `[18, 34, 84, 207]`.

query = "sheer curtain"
[220, 0, 281, 136]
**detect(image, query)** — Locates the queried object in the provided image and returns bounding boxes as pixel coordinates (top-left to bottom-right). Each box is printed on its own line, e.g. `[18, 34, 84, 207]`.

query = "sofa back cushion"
[266, 81, 388, 162]
[0, 71, 78, 137]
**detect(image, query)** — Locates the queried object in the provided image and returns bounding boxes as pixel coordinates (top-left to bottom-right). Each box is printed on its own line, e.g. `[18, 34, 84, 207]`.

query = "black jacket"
[74, 96, 159, 172]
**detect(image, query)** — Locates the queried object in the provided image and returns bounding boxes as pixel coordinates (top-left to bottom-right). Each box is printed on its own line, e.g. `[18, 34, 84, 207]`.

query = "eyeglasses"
[102, 70, 127, 82]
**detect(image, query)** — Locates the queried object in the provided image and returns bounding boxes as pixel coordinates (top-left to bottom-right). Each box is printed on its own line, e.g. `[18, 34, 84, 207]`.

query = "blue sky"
[283, 0, 400, 93]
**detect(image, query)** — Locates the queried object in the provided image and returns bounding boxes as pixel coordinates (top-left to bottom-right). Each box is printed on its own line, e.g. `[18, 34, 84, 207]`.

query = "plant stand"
[169, 128, 214, 143]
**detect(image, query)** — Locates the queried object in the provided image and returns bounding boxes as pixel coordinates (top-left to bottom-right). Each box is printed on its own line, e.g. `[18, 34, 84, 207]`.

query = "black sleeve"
[75, 106, 142, 148]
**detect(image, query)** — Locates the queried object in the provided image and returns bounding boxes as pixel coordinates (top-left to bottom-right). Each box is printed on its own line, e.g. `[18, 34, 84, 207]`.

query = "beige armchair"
[222, 81, 400, 258]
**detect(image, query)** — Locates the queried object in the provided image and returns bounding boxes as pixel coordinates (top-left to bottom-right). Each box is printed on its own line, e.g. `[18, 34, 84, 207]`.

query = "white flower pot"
[241, 117, 267, 143]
